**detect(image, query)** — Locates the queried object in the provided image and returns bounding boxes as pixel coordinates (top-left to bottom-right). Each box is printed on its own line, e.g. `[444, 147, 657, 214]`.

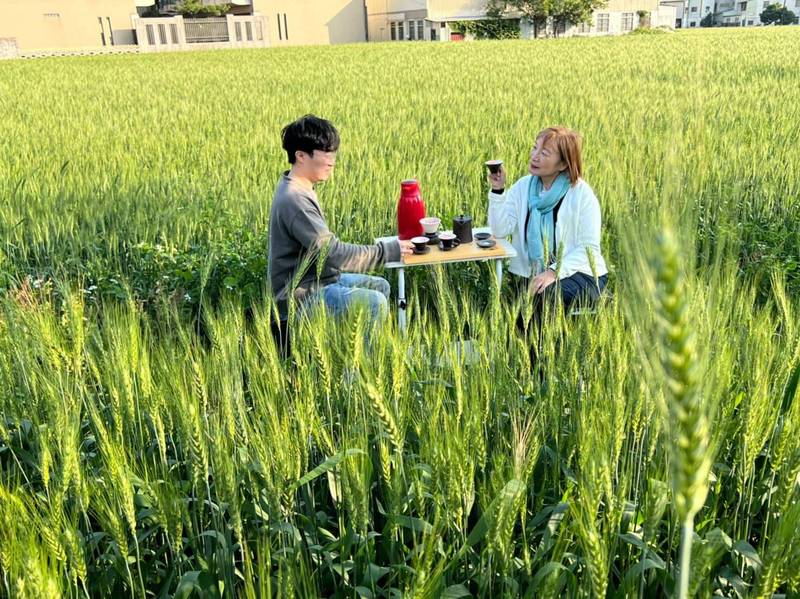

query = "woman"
[487, 126, 608, 316]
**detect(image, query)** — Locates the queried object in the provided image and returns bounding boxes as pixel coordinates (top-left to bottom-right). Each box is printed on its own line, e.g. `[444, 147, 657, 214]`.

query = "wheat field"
[0, 28, 799, 597]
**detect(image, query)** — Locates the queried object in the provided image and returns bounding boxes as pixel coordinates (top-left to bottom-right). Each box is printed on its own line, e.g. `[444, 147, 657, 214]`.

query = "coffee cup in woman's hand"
[487, 163, 505, 191]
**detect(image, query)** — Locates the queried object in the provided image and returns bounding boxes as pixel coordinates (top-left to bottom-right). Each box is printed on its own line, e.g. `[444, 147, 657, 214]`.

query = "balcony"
[132, 13, 268, 52]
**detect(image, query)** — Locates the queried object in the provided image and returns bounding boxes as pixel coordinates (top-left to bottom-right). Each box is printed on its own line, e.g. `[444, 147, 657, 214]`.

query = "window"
[622, 12, 634, 30]
[277, 13, 288, 40]
[691, 6, 698, 11]
[418, 20, 424, 40]
[43, 13, 60, 18]
[398, 22, 404, 40]
[430, 26, 437, 40]
[690, 21, 696, 25]
[256, 22, 263, 41]
[409, 20, 416, 40]
[146, 24, 155, 45]
[390, 22, 397, 40]
[158, 23, 167, 45]
[577, 21, 591, 33]
[246, 21, 253, 41]
[597, 13, 609, 32]
[170, 23, 179, 44]
[739, 1, 746, 8]
[235, 21, 242, 41]
[747, 19, 753, 24]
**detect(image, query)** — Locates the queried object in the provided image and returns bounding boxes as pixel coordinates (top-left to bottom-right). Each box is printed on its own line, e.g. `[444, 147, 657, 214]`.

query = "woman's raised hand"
[488, 166, 506, 192]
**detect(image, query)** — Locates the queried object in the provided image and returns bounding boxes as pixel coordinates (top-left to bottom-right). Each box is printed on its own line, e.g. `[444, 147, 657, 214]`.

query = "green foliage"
[450, 18, 521, 40]
[176, 0, 231, 18]
[700, 12, 715, 27]
[496, 0, 609, 34]
[760, 3, 799, 24]
[0, 30, 800, 596]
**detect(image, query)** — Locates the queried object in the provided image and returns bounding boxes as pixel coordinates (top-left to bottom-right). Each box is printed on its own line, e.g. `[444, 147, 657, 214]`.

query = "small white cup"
[420, 217, 441, 234]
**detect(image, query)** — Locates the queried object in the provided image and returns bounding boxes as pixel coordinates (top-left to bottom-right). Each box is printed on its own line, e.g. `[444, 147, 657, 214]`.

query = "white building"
[663, 0, 800, 27]
[366, 0, 677, 42]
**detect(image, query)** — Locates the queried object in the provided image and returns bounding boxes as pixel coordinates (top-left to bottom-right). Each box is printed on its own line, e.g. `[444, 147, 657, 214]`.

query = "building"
[0, 0, 368, 56]
[663, 0, 800, 27]
[366, 0, 677, 40]
[253, 0, 366, 47]
[659, 0, 685, 26]
[0, 0, 139, 51]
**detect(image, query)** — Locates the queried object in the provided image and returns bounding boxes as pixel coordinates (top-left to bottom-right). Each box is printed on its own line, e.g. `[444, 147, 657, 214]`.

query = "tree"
[176, 0, 231, 17]
[699, 12, 715, 26]
[492, 0, 608, 38]
[760, 3, 799, 24]
[551, 0, 608, 35]
[493, 0, 550, 36]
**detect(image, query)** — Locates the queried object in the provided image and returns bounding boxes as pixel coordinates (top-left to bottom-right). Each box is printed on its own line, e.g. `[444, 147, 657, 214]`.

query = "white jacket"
[488, 176, 608, 280]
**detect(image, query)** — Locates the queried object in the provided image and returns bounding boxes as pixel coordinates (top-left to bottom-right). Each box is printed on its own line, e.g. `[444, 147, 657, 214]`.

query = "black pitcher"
[453, 214, 473, 244]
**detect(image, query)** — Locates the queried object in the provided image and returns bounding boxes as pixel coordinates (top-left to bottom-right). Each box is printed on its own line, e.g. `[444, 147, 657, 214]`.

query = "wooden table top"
[376, 227, 517, 269]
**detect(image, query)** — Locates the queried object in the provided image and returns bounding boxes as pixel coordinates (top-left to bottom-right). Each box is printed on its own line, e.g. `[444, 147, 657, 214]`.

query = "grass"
[0, 28, 799, 597]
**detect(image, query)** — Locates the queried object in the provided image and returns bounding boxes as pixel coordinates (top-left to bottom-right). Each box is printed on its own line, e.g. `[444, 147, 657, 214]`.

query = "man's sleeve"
[288, 201, 400, 272]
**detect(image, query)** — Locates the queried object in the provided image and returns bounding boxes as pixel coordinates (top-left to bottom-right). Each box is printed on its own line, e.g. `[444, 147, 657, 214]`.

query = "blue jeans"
[308, 273, 391, 322]
[514, 272, 609, 335]
[556, 272, 608, 308]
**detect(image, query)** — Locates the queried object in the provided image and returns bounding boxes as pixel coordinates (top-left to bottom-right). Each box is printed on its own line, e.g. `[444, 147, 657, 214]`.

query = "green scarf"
[526, 173, 570, 274]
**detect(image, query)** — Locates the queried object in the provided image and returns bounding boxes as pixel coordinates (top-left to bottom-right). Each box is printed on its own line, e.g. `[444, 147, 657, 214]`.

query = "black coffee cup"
[439, 232, 459, 250]
[485, 159, 503, 174]
[411, 236, 429, 253]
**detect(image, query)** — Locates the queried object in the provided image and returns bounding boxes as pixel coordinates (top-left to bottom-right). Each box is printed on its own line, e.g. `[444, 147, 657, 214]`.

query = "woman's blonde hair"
[536, 126, 583, 186]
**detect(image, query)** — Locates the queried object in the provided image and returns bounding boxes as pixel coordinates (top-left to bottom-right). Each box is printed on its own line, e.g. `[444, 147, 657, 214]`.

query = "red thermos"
[397, 179, 426, 240]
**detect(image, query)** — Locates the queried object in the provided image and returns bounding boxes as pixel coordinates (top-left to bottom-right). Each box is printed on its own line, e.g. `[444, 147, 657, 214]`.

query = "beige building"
[0, 0, 368, 55]
[0, 0, 680, 57]
[253, 0, 366, 46]
[0, 0, 138, 50]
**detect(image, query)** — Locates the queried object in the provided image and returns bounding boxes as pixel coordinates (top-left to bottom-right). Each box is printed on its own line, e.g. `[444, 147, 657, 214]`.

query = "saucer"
[412, 246, 431, 255]
[477, 239, 497, 249]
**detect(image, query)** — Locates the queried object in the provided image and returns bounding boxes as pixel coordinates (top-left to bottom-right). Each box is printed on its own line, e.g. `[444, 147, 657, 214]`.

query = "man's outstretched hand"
[399, 240, 414, 256]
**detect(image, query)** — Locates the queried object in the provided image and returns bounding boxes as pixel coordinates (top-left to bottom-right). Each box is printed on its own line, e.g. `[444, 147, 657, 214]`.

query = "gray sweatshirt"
[268, 172, 401, 317]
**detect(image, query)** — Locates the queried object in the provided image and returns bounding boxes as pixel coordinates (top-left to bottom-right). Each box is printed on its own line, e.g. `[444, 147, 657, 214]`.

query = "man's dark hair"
[281, 115, 340, 164]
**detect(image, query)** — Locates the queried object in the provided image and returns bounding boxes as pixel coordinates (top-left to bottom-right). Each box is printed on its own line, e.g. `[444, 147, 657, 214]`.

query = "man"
[268, 114, 412, 324]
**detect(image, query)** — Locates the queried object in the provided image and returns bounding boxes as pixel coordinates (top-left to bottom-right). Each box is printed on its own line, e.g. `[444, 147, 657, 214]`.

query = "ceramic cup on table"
[410, 236, 430, 254]
[420, 217, 441, 235]
[438, 231, 459, 250]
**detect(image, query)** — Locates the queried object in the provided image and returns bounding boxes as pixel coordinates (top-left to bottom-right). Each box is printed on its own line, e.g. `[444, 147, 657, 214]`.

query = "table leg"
[495, 259, 503, 287]
[397, 267, 407, 334]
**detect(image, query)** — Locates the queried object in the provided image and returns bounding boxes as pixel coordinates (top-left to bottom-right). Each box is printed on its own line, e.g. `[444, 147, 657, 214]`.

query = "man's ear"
[295, 150, 307, 165]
